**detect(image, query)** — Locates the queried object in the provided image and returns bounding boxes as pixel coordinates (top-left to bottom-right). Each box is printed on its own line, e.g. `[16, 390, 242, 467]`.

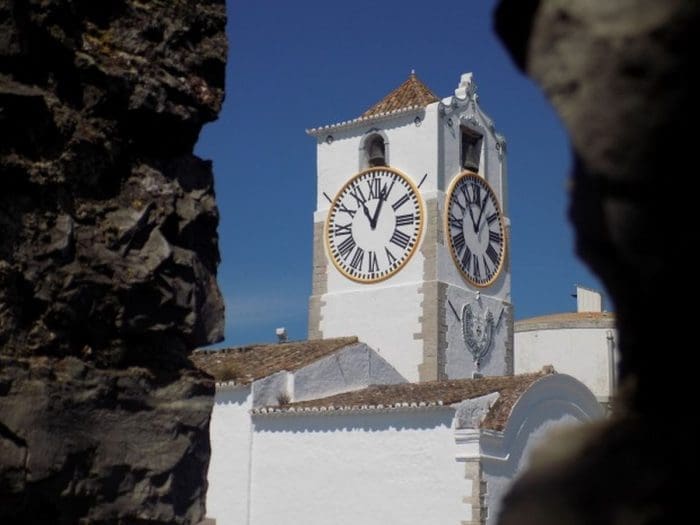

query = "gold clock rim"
[444, 170, 507, 288]
[324, 166, 425, 284]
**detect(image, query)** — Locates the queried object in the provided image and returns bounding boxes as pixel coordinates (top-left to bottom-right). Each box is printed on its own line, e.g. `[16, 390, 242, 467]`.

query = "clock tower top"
[307, 72, 512, 383]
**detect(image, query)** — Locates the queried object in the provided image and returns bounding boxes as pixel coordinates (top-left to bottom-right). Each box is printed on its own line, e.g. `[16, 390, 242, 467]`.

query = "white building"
[197, 73, 612, 525]
[195, 340, 601, 525]
[515, 286, 617, 408]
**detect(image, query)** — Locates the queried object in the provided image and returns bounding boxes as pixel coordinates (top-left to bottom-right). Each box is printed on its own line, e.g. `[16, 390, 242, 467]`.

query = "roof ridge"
[361, 72, 439, 118]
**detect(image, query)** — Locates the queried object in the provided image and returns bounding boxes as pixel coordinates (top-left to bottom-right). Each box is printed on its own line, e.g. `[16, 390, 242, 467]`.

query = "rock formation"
[0, 0, 226, 522]
[494, 1, 697, 523]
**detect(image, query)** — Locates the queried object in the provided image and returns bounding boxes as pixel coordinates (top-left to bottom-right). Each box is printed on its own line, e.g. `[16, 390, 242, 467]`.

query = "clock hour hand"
[361, 201, 372, 223]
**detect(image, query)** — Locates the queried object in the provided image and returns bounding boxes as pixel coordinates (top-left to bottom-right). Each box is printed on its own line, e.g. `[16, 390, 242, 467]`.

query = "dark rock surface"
[494, 1, 697, 523]
[0, 356, 215, 524]
[1, 0, 226, 522]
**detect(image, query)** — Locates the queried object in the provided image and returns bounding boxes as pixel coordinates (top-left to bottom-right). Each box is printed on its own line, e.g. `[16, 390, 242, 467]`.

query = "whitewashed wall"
[515, 327, 617, 402]
[206, 386, 252, 524]
[250, 409, 469, 525]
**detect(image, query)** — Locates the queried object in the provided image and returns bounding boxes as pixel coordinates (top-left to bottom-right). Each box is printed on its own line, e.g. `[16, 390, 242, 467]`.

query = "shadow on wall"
[253, 409, 456, 434]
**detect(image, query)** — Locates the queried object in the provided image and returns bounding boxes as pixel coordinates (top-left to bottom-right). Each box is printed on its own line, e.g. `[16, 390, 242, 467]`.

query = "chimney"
[575, 285, 602, 312]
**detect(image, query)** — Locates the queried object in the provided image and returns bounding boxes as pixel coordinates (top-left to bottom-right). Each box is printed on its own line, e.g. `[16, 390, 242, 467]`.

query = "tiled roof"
[515, 311, 615, 332]
[192, 337, 359, 385]
[361, 72, 439, 118]
[254, 370, 551, 431]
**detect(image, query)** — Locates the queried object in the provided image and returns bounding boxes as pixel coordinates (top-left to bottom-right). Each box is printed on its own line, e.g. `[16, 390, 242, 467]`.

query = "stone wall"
[0, 1, 226, 522]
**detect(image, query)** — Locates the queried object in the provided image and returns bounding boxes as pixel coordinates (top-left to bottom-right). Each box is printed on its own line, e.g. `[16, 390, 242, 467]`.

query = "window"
[461, 127, 483, 172]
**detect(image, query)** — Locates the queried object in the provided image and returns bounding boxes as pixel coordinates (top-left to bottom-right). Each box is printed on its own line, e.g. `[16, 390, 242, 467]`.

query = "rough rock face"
[0, 0, 226, 522]
[494, 1, 697, 523]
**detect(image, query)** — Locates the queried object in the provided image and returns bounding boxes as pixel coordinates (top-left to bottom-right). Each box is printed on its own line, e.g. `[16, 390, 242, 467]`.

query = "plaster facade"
[515, 324, 617, 404]
[207, 373, 602, 525]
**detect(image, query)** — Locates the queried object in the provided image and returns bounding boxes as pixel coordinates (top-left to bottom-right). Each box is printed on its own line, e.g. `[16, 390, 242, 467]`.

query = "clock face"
[326, 167, 424, 283]
[446, 172, 506, 287]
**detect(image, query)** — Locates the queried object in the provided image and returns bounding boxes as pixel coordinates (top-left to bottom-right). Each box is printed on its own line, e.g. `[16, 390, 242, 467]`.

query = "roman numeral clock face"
[326, 167, 424, 283]
[446, 172, 507, 287]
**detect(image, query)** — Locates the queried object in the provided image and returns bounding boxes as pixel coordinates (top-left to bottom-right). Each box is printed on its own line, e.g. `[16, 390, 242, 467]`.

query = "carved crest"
[461, 302, 494, 369]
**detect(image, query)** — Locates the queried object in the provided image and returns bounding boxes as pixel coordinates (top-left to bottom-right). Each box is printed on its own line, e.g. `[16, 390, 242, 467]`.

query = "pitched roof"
[191, 337, 359, 385]
[515, 311, 615, 332]
[360, 72, 439, 118]
[255, 370, 551, 431]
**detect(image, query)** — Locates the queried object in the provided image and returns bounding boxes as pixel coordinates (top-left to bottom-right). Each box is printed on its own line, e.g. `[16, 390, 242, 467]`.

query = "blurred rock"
[494, 1, 698, 523]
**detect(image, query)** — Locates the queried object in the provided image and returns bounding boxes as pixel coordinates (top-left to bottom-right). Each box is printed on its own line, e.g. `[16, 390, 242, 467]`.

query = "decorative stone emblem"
[461, 301, 494, 369]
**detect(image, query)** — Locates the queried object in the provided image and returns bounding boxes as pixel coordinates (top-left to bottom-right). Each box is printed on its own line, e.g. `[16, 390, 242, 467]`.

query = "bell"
[368, 138, 386, 167]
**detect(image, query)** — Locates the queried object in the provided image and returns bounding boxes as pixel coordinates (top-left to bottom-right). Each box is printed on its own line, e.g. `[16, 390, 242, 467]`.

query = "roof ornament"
[454, 72, 478, 101]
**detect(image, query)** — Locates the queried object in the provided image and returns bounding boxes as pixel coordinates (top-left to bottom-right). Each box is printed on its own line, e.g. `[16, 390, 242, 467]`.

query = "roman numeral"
[368, 251, 379, 273]
[482, 255, 491, 277]
[489, 230, 502, 244]
[452, 232, 465, 254]
[380, 179, 395, 201]
[349, 186, 367, 206]
[486, 212, 499, 225]
[385, 247, 398, 266]
[338, 203, 356, 218]
[337, 236, 355, 260]
[390, 229, 410, 249]
[461, 244, 472, 270]
[391, 193, 410, 211]
[367, 178, 381, 200]
[455, 186, 472, 206]
[472, 184, 481, 205]
[449, 213, 462, 229]
[486, 243, 500, 266]
[350, 247, 364, 270]
[334, 223, 352, 237]
[395, 214, 414, 226]
[452, 198, 466, 213]
[473, 256, 481, 279]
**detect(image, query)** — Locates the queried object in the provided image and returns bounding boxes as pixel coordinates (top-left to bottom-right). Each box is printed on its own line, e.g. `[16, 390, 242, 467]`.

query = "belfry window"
[366, 135, 386, 167]
[461, 127, 483, 172]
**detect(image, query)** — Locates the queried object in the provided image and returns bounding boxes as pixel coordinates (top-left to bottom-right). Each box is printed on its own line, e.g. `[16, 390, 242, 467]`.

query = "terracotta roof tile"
[515, 311, 615, 332]
[361, 72, 439, 118]
[192, 337, 359, 384]
[277, 371, 550, 430]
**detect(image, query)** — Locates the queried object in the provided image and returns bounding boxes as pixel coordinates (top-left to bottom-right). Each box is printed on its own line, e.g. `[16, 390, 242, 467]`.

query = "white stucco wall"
[249, 409, 469, 525]
[206, 386, 253, 524]
[293, 342, 406, 402]
[320, 283, 424, 381]
[515, 327, 617, 402]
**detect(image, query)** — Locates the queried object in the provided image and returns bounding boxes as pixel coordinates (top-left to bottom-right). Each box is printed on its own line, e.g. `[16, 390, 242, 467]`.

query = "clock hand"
[361, 201, 372, 224]
[369, 191, 385, 229]
[475, 194, 489, 232]
[467, 201, 478, 233]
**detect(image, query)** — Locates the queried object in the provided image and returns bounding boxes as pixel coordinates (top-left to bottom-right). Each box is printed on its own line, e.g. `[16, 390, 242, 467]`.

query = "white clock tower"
[308, 72, 512, 382]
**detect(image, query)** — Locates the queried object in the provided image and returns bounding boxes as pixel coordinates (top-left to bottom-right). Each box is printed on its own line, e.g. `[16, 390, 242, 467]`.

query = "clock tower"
[307, 72, 512, 382]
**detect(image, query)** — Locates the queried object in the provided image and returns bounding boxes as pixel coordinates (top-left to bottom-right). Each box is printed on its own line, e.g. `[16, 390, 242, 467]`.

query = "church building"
[194, 72, 610, 525]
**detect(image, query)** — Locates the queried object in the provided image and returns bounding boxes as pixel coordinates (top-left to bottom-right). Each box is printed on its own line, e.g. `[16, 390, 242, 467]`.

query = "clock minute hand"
[475, 193, 489, 231]
[369, 190, 385, 229]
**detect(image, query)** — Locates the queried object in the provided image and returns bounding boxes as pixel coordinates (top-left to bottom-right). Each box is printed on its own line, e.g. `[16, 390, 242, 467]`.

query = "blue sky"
[195, 0, 604, 347]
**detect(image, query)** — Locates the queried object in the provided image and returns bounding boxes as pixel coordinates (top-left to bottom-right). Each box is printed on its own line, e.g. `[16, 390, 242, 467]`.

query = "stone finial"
[455, 72, 477, 100]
